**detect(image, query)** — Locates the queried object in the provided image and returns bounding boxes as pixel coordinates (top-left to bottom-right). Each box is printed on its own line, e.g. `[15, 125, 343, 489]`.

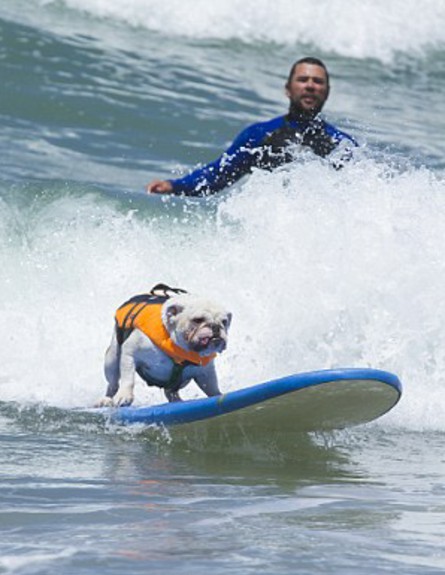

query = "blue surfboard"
[96, 368, 402, 432]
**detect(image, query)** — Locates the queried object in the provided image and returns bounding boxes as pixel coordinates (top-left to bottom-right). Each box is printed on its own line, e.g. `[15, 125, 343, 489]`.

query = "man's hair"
[286, 57, 330, 94]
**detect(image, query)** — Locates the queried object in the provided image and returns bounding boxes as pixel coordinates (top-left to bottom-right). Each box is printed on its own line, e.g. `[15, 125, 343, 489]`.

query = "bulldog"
[96, 285, 231, 407]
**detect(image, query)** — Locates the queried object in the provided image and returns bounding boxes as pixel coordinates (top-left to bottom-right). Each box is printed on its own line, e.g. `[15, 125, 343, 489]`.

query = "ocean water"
[1, 0, 445, 573]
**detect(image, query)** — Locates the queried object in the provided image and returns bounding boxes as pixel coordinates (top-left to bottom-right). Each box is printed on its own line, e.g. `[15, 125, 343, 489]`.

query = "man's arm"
[146, 119, 280, 197]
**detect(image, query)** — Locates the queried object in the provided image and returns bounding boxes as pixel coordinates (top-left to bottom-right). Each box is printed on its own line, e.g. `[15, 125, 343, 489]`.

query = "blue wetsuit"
[168, 113, 357, 196]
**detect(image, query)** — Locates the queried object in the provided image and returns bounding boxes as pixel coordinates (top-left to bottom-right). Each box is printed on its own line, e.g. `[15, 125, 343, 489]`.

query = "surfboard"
[96, 368, 402, 432]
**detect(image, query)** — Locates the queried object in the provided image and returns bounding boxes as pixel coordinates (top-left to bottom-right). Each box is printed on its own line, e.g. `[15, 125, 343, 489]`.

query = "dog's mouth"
[193, 335, 226, 353]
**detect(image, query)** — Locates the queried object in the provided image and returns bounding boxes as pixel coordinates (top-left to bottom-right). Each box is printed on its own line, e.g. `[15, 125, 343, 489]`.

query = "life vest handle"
[149, 283, 188, 299]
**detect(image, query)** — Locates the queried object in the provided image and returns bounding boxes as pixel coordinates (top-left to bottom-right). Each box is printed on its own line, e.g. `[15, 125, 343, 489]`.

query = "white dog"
[96, 285, 231, 407]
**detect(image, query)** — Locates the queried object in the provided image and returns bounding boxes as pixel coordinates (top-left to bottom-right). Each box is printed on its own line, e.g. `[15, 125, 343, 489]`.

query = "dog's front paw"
[94, 397, 114, 408]
[113, 390, 134, 407]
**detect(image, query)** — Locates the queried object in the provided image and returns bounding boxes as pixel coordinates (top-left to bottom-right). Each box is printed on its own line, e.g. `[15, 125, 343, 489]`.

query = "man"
[147, 57, 357, 197]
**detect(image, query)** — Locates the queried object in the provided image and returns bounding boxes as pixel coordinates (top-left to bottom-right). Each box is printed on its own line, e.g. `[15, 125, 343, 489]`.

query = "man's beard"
[288, 99, 324, 122]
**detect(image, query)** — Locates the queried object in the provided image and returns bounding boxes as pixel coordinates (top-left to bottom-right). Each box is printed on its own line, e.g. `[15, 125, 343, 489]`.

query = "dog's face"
[162, 294, 231, 356]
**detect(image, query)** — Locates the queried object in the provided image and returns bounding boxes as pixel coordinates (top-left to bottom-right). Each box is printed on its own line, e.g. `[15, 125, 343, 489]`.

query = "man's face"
[286, 63, 329, 114]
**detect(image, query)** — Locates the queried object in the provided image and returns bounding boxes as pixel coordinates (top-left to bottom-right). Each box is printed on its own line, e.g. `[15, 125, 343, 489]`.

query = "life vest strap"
[136, 360, 191, 391]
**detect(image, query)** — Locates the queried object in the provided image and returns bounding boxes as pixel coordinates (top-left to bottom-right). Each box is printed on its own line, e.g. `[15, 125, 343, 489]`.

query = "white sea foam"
[37, 0, 445, 62]
[1, 157, 444, 431]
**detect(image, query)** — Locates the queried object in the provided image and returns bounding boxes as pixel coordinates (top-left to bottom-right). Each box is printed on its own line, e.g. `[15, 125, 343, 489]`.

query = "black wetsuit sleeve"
[168, 119, 283, 196]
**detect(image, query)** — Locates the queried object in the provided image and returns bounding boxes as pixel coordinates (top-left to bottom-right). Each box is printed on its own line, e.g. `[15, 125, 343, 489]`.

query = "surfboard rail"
[98, 368, 402, 431]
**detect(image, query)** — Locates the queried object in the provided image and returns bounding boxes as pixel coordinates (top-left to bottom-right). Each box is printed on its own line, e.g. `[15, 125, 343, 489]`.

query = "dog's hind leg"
[164, 389, 182, 402]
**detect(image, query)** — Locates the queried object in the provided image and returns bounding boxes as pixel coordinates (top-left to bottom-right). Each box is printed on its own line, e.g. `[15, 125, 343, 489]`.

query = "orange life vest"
[115, 296, 216, 368]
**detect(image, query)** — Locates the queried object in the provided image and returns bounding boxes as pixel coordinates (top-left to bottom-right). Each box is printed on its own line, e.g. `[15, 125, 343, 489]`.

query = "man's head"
[285, 57, 330, 118]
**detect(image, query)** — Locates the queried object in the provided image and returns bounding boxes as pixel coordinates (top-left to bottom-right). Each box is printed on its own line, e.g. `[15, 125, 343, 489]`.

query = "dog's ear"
[224, 312, 233, 329]
[163, 301, 185, 330]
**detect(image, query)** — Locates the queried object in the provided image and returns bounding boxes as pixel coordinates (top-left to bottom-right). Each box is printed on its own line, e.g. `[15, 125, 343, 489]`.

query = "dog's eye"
[192, 317, 205, 324]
